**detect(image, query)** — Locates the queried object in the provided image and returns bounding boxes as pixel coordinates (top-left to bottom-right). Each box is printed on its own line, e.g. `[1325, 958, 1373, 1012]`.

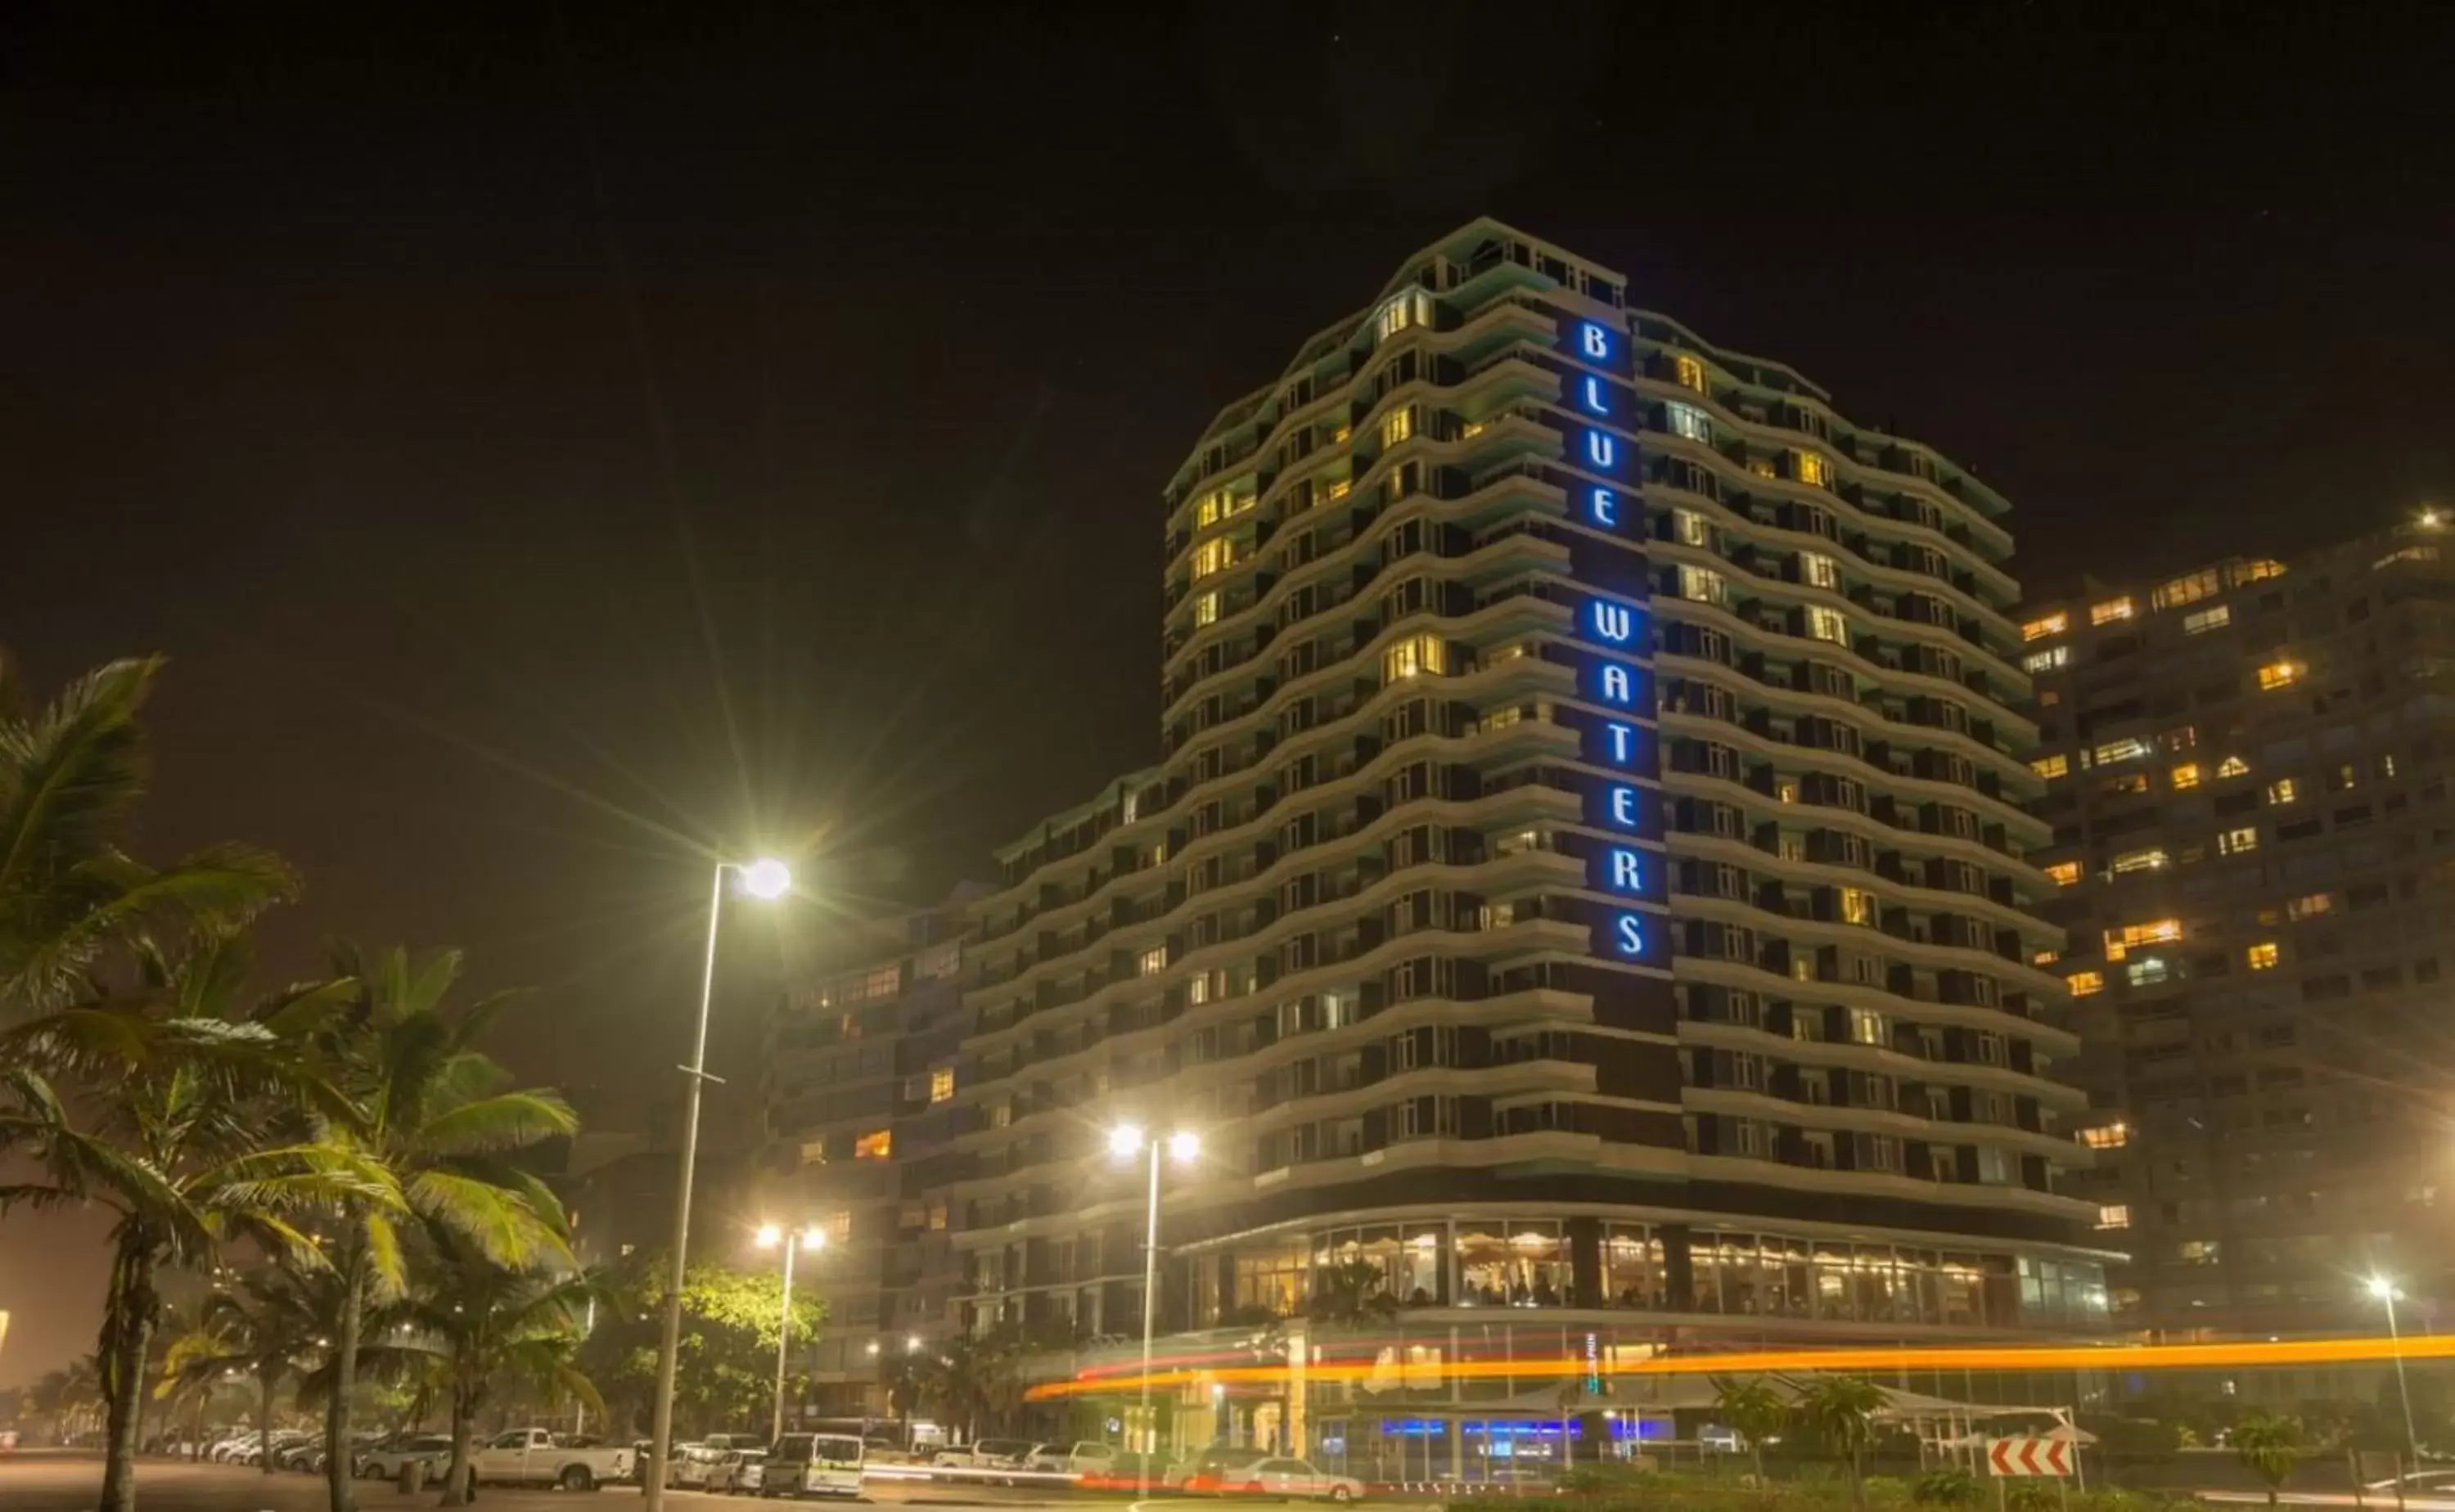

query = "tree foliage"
[572, 1253, 826, 1439]
[2232, 1411, 2304, 1505]
[1798, 1375, 1886, 1512]
[1712, 1375, 1791, 1491]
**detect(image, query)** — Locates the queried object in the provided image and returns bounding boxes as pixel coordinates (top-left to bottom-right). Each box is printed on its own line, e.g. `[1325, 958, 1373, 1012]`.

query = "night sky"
[4, 3, 2450, 1383]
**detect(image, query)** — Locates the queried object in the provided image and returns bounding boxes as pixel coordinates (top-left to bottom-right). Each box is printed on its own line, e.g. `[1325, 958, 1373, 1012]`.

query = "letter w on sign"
[1986, 1438, 2072, 1477]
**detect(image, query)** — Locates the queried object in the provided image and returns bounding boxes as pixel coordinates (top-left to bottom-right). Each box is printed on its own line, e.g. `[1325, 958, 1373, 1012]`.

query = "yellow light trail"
[1025, 1334, 2455, 1401]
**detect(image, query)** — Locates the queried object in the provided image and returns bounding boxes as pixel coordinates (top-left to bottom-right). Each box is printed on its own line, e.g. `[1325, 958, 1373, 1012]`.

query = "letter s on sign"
[1615, 914, 1646, 957]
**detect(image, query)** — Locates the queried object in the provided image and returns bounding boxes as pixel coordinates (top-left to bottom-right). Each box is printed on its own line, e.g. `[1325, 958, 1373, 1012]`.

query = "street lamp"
[756, 1223, 827, 1444]
[644, 857, 794, 1512]
[2370, 1276, 2421, 1465]
[1110, 1123, 1200, 1497]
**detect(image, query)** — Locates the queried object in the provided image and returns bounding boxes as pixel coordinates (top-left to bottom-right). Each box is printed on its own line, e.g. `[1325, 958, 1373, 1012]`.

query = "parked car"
[707, 1450, 767, 1493]
[469, 1428, 637, 1491]
[1025, 1442, 1119, 1475]
[1187, 1456, 1365, 1502]
[932, 1438, 1034, 1469]
[672, 1442, 725, 1487]
[360, 1434, 453, 1482]
[730, 1454, 768, 1495]
[1172, 1447, 1269, 1487]
[763, 1432, 865, 1498]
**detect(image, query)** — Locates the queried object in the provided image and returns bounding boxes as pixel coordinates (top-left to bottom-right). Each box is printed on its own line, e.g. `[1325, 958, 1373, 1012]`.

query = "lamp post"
[645, 857, 794, 1512]
[2371, 1276, 2421, 1465]
[1110, 1124, 1200, 1497]
[757, 1224, 827, 1444]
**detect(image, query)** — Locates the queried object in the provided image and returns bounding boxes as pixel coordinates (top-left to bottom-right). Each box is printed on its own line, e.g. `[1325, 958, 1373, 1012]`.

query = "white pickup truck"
[471, 1428, 635, 1490]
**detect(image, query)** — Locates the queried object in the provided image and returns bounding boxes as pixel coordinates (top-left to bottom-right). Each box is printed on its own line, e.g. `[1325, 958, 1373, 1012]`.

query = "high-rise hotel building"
[942, 220, 2106, 1467]
[2022, 518, 2455, 1364]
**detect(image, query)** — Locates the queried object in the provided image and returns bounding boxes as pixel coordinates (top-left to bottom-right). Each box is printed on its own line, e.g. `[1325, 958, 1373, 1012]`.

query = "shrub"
[1863, 1476, 1912, 1506]
[2006, 1481, 2061, 1512]
[1911, 1468, 1983, 1507]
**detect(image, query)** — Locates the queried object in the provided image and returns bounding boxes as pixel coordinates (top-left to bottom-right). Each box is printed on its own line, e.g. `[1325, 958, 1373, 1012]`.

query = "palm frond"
[405, 1170, 570, 1271]
[412, 1091, 576, 1157]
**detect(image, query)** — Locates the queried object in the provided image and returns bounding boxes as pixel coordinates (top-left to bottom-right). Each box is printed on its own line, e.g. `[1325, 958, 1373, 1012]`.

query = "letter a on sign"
[1581, 322, 1610, 361]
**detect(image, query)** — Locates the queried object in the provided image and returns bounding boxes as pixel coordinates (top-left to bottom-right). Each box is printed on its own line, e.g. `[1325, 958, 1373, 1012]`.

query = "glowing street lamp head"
[2370, 1276, 2401, 1301]
[755, 1223, 782, 1249]
[1107, 1124, 1146, 1159]
[1167, 1130, 1201, 1163]
[741, 857, 793, 900]
[800, 1226, 827, 1250]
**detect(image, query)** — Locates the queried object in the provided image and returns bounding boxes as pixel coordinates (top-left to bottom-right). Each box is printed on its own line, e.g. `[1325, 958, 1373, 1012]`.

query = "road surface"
[0, 1456, 1198, 1512]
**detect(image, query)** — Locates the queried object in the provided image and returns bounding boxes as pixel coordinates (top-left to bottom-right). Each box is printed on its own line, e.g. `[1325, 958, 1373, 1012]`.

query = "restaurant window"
[1456, 1222, 1570, 1306]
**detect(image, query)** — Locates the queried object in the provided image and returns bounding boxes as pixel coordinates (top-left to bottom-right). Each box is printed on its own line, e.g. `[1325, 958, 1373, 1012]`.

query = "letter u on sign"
[1584, 430, 1617, 470]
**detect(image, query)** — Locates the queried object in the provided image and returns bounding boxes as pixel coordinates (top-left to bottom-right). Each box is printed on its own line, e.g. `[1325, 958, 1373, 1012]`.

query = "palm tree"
[1799, 1375, 1885, 1512]
[908, 1327, 1025, 1443]
[1305, 1260, 1399, 1327]
[0, 938, 396, 1512]
[2232, 1411, 2304, 1506]
[303, 944, 577, 1512]
[157, 1267, 321, 1474]
[366, 1235, 601, 1505]
[0, 655, 293, 1018]
[1712, 1375, 1791, 1493]
[29, 1357, 104, 1444]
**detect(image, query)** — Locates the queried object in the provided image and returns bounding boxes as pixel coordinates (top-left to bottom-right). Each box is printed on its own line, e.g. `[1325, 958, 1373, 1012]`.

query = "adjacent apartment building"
[2023, 516, 2455, 1357]
[759, 889, 975, 1420]
[931, 218, 2106, 1474]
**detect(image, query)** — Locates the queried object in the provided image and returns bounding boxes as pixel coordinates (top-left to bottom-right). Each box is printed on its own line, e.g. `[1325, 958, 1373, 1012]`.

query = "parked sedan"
[1187, 1456, 1365, 1502]
[707, 1450, 765, 1493]
[359, 1435, 453, 1483]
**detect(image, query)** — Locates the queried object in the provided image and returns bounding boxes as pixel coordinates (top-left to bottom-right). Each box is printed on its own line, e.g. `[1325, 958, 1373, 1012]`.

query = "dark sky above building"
[3, 2, 2451, 1381]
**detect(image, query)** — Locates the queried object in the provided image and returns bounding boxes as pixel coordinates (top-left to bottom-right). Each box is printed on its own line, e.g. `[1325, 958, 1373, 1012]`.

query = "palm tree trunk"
[440, 1380, 475, 1509]
[95, 1235, 158, 1512]
[325, 1228, 367, 1512]
[259, 1363, 277, 1475]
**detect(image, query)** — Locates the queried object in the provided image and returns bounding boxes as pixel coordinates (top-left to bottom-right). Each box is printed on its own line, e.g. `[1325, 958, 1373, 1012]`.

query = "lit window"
[927, 1201, 948, 1232]
[2030, 754, 2069, 780]
[2217, 755, 2250, 778]
[2044, 861, 2081, 886]
[1324, 478, 1352, 502]
[2182, 605, 2232, 635]
[1800, 551, 1840, 590]
[2231, 559, 2286, 583]
[2151, 569, 2222, 610]
[2102, 919, 2182, 960]
[1674, 353, 1708, 393]
[1382, 633, 1446, 681]
[2216, 826, 2259, 857]
[1193, 592, 1220, 628]
[1664, 401, 1711, 443]
[2097, 1204, 2133, 1231]
[1196, 491, 1223, 528]
[2110, 848, 2169, 874]
[2246, 943, 2280, 971]
[2067, 971, 2104, 997]
[2161, 726, 2198, 752]
[2265, 778, 2297, 805]
[2023, 646, 2070, 674]
[2126, 956, 2169, 987]
[1191, 537, 1237, 579]
[1749, 457, 1777, 479]
[2381, 754, 2399, 778]
[1804, 605, 1849, 645]
[1793, 451, 1831, 488]
[1380, 407, 1413, 448]
[853, 1128, 893, 1161]
[1673, 508, 1709, 546]
[2170, 763, 2201, 790]
[2256, 659, 2303, 691]
[2020, 612, 2069, 643]
[2033, 947, 2062, 965]
[2079, 1124, 2129, 1150]
[1839, 887, 1876, 925]
[2286, 892, 2333, 921]
[1138, 947, 1166, 977]
[2092, 737, 2151, 765]
[1376, 290, 1426, 340]
[1847, 1008, 1888, 1046]
[2089, 596, 2136, 626]
[929, 1067, 955, 1104]
[1677, 564, 1728, 605]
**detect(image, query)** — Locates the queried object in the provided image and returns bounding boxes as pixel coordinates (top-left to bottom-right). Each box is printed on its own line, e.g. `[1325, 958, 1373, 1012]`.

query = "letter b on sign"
[1580, 322, 1611, 362]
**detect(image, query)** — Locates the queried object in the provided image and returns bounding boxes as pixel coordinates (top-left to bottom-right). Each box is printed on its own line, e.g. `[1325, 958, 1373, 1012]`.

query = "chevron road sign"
[1988, 1438, 2074, 1477]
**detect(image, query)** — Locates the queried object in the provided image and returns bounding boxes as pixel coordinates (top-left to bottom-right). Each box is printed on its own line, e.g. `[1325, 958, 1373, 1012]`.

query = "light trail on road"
[1029, 1331, 2455, 1399]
